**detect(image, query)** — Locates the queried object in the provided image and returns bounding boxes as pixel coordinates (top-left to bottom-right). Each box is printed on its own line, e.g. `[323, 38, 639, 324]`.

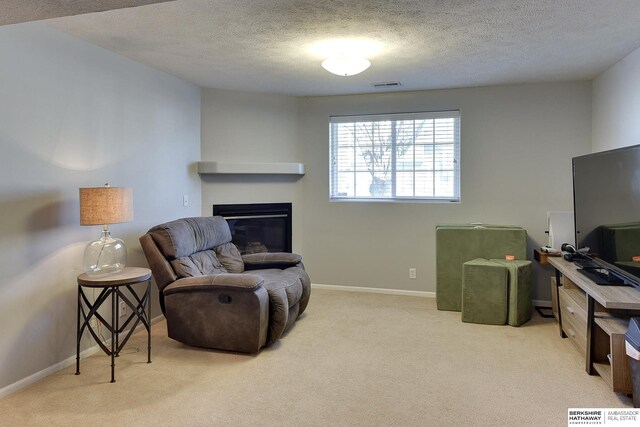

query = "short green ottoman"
[461, 258, 509, 325]
[489, 259, 533, 326]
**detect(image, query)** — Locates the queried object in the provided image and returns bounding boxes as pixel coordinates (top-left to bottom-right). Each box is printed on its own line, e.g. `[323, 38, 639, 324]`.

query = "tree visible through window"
[330, 111, 460, 201]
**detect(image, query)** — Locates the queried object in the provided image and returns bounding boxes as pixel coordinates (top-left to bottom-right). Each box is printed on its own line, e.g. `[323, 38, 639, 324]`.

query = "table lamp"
[79, 184, 133, 275]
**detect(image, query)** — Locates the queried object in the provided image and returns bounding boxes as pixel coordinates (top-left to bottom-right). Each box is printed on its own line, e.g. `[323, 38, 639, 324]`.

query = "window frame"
[329, 110, 461, 203]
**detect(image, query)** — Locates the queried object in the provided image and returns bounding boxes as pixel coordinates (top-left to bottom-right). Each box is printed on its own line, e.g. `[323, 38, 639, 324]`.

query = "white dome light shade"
[321, 55, 371, 76]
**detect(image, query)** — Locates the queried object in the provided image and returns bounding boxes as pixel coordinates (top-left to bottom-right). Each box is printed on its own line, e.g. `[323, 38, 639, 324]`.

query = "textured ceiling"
[39, 0, 640, 96]
[0, 0, 174, 25]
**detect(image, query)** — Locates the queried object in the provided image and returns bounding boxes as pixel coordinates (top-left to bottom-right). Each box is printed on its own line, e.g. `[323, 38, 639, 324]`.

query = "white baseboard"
[0, 314, 165, 399]
[0, 342, 102, 400]
[312, 283, 436, 298]
[312, 284, 553, 309]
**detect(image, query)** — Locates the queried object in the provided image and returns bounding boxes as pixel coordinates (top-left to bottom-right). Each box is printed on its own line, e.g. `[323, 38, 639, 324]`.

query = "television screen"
[573, 144, 640, 287]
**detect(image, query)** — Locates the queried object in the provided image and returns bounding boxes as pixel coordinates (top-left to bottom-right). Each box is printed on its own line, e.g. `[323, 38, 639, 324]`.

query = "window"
[330, 110, 460, 201]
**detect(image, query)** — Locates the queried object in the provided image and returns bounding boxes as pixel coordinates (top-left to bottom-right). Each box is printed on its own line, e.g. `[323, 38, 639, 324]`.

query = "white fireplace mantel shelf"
[197, 161, 305, 175]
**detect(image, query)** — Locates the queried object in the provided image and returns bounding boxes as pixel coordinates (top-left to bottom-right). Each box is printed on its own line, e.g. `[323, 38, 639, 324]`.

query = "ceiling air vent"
[372, 81, 401, 88]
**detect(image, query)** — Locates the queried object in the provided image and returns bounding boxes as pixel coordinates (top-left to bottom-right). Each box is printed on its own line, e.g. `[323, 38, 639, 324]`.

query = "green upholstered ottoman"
[462, 258, 509, 325]
[436, 224, 527, 311]
[489, 259, 533, 326]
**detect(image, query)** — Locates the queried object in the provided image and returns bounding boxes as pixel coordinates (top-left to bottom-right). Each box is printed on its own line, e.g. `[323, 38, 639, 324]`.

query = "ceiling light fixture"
[321, 54, 371, 76]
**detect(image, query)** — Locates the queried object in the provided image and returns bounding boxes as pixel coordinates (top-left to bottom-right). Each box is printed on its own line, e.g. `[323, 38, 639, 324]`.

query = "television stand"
[549, 257, 640, 394]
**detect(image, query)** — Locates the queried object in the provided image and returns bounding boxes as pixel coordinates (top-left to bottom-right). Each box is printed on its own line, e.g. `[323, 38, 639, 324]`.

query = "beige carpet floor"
[0, 289, 632, 426]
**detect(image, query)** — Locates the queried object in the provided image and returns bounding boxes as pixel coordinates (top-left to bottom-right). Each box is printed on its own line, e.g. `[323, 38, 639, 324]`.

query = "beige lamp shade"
[79, 186, 133, 226]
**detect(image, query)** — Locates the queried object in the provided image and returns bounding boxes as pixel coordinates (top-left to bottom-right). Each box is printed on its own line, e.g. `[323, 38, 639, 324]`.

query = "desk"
[549, 257, 640, 392]
[76, 267, 152, 383]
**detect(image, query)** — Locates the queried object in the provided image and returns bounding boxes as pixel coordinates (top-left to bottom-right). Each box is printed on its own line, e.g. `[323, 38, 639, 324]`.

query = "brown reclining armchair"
[139, 216, 311, 353]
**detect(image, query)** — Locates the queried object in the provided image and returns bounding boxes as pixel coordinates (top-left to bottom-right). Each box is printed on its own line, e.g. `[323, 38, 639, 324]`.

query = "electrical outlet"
[409, 268, 417, 279]
[119, 301, 127, 317]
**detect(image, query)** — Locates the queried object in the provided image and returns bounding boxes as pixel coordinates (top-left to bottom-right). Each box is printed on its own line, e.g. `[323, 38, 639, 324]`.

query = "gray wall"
[200, 88, 305, 251]
[201, 83, 593, 301]
[592, 45, 640, 152]
[298, 84, 591, 299]
[0, 24, 201, 391]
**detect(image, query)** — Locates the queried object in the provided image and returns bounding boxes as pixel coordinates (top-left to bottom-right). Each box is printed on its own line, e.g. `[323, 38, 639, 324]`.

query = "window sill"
[330, 197, 460, 203]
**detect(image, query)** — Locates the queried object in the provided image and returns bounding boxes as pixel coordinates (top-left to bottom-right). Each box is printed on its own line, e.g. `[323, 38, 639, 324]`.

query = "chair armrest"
[242, 253, 303, 270]
[163, 273, 269, 353]
[163, 274, 263, 296]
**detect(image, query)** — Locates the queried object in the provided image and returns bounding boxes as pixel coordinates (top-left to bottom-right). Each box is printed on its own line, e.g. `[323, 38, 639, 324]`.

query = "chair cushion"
[215, 242, 244, 273]
[243, 268, 303, 308]
[170, 250, 227, 278]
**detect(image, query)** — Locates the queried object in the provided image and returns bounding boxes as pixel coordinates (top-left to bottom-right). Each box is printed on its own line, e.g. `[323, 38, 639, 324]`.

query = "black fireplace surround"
[212, 203, 292, 254]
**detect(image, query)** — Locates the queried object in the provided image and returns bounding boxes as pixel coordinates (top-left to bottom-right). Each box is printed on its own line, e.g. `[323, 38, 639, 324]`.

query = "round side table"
[76, 267, 152, 383]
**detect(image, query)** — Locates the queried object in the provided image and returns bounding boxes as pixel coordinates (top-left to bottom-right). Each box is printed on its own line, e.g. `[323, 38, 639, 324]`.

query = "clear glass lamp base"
[83, 232, 127, 276]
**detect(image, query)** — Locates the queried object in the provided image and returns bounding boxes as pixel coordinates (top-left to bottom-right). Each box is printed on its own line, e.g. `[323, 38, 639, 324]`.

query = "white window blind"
[330, 111, 460, 201]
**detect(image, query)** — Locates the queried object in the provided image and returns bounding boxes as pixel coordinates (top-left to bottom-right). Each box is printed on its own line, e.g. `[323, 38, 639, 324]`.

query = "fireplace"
[212, 203, 292, 254]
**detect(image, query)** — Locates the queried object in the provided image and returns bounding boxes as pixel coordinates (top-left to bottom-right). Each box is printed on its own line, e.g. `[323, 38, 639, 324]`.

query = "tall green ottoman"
[436, 224, 527, 311]
[489, 259, 533, 326]
[461, 258, 509, 325]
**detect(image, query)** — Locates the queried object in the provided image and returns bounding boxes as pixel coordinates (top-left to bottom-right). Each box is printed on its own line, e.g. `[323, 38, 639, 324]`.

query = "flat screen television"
[572, 144, 640, 288]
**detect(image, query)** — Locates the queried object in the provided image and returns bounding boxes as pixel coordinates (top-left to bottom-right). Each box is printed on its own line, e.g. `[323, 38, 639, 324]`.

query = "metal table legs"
[75, 279, 151, 382]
